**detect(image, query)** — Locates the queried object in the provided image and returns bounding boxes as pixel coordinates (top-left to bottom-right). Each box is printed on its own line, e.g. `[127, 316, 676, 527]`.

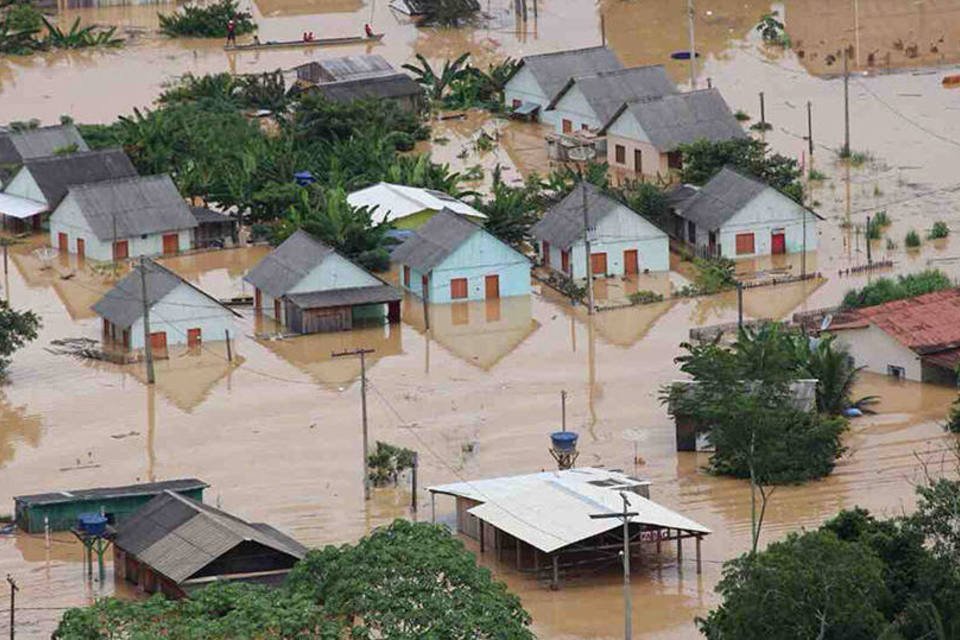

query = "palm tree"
[799, 335, 877, 414]
[402, 53, 471, 101]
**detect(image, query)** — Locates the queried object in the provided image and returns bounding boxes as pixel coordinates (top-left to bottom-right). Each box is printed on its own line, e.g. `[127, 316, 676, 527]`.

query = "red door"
[484, 275, 500, 299]
[149, 332, 167, 351]
[273, 298, 282, 321]
[623, 249, 639, 275]
[113, 240, 129, 260]
[562, 119, 573, 134]
[771, 231, 786, 255]
[187, 328, 201, 348]
[76, 238, 85, 260]
[162, 233, 179, 255]
[542, 241, 551, 267]
[591, 252, 607, 275]
[561, 249, 570, 274]
[58, 232, 68, 253]
[254, 288, 262, 309]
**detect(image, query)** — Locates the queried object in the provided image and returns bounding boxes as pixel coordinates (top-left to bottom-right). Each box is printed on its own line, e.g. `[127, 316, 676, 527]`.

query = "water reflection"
[0, 393, 43, 469]
[254, 0, 363, 16]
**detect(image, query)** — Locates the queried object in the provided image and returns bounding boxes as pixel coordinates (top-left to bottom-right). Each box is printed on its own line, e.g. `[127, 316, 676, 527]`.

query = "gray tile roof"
[14, 478, 208, 507]
[286, 284, 402, 309]
[295, 54, 395, 83]
[19, 148, 137, 207]
[190, 206, 235, 225]
[67, 174, 197, 241]
[601, 89, 746, 150]
[390, 207, 480, 272]
[114, 490, 306, 584]
[547, 66, 677, 125]
[513, 46, 623, 103]
[0, 124, 89, 165]
[92, 259, 238, 329]
[244, 230, 335, 298]
[312, 73, 422, 103]
[530, 182, 622, 249]
[673, 167, 772, 231]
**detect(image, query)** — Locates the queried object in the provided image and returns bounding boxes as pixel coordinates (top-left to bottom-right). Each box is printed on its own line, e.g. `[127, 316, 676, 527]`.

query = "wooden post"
[225, 329, 233, 362]
[6, 574, 17, 640]
[843, 48, 850, 156]
[696, 535, 702, 575]
[2, 242, 7, 276]
[551, 555, 559, 590]
[866, 215, 873, 264]
[515, 538, 522, 568]
[410, 452, 418, 511]
[480, 522, 485, 553]
[677, 535, 683, 572]
[759, 91, 766, 128]
[430, 493, 435, 523]
[656, 530, 662, 555]
[806, 101, 814, 156]
[421, 274, 430, 331]
[332, 348, 376, 500]
[600, 14, 605, 46]
[139, 257, 155, 385]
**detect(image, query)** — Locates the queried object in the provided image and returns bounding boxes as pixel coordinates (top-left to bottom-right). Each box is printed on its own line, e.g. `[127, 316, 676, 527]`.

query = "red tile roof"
[830, 289, 960, 354]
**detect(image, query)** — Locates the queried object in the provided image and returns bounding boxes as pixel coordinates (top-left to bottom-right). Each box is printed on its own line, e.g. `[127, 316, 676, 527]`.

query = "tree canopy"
[840, 269, 953, 309]
[677, 138, 804, 203]
[0, 299, 40, 379]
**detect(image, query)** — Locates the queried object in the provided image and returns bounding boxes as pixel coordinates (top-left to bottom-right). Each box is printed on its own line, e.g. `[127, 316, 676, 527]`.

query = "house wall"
[127, 282, 235, 350]
[4, 168, 45, 203]
[832, 325, 922, 381]
[604, 111, 671, 178]
[503, 66, 555, 124]
[713, 189, 819, 258]
[548, 84, 602, 133]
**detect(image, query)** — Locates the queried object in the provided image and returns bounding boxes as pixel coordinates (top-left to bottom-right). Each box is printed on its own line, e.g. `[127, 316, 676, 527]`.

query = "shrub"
[872, 210, 890, 227]
[866, 217, 883, 240]
[905, 229, 922, 248]
[734, 109, 751, 122]
[808, 169, 827, 181]
[385, 131, 416, 152]
[945, 397, 960, 433]
[628, 290, 664, 305]
[158, 0, 255, 38]
[929, 221, 949, 240]
[841, 269, 952, 309]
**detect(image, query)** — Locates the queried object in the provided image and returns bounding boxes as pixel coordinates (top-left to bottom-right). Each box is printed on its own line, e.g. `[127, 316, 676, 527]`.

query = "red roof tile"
[831, 289, 960, 354]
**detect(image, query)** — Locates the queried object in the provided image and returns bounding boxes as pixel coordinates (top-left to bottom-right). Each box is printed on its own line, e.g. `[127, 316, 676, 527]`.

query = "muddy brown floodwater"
[5, 0, 960, 638]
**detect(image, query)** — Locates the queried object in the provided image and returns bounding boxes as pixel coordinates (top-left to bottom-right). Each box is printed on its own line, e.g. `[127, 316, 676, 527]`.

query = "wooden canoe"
[942, 74, 960, 88]
[225, 33, 383, 51]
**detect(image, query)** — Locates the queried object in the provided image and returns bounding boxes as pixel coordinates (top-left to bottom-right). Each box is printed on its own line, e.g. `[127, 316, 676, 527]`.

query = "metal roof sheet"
[286, 284, 401, 309]
[19, 148, 137, 207]
[190, 206, 235, 225]
[673, 166, 771, 231]
[0, 193, 47, 219]
[0, 125, 89, 165]
[312, 73, 422, 103]
[389, 207, 481, 272]
[295, 54, 395, 83]
[14, 478, 208, 507]
[244, 230, 335, 298]
[347, 182, 486, 224]
[547, 66, 677, 125]
[513, 46, 623, 103]
[530, 182, 622, 249]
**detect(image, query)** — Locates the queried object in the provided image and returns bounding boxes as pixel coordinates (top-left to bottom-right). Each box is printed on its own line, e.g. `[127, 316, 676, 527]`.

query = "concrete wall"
[697, 188, 818, 258]
[128, 282, 235, 350]
[832, 325, 922, 381]
[503, 66, 556, 125]
[5, 168, 45, 203]
[547, 84, 602, 133]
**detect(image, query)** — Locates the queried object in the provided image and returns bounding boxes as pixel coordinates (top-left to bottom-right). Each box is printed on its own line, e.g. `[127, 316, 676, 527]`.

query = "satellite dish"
[566, 145, 596, 162]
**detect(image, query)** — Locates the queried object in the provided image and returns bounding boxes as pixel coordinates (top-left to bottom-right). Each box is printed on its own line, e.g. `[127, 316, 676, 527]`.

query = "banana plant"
[402, 52, 471, 101]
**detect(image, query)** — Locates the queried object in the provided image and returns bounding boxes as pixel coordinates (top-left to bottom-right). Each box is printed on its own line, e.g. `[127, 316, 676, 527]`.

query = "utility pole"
[737, 281, 744, 329]
[332, 348, 375, 500]
[801, 207, 807, 279]
[687, 0, 696, 89]
[759, 91, 766, 129]
[600, 14, 605, 46]
[842, 48, 851, 157]
[561, 390, 567, 431]
[866, 214, 873, 264]
[139, 256, 155, 384]
[6, 574, 17, 640]
[590, 492, 638, 640]
[806, 101, 814, 156]
[581, 181, 595, 315]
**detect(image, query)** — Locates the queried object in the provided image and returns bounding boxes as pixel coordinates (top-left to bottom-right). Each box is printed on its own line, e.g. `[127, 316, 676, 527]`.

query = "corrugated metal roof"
[601, 89, 746, 150]
[296, 54, 395, 83]
[190, 206, 235, 225]
[14, 478, 208, 507]
[389, 207, 480, 272]
[512, 46, 623, 103]
[0, 193, 47, 219]
[347, 182, 486, 224]
[673, 166, 770, 231]
[115, 491, 306, 584]
[0, 125, 89, 165]
[244, 230, 335, 298]
[429, 468, 708, 553]
[286, 284, 401, 309]
[831, 289, 960, 354]
[312, 73, 422, 103]
[67, 174, 197, 241]
[530, 182, 621, 249]
[20, 148, 137, 207]
[547, 66, 677, 125]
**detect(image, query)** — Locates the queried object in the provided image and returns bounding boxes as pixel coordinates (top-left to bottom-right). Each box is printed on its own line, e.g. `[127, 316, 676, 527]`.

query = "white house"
[346, 182, 486, 229]
[49, 175, 197, 262]
[544, 66, 676, 135]
[245, 229, 400, 332]
[92, 259, 239, 352]
[0, 124, 89, 182]
[599, 89, 746, 179]
[503, 46, 623, 124]
[670, 167, 821, 258]
[530, 182, 669, 280]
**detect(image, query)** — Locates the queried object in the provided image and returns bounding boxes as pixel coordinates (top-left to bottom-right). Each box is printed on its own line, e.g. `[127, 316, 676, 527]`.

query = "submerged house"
[531, 182, 669, 279]
[0, 148, 137, 232]
[545, 65, 676, 135]
[245, 229, 401, 332]
[669, 167, 821, 258]
[504, 46, 623, 123]
[49, 175, 197, 261]
[93, 259, 239, 352]
[600, 89, 746, 179]
[829, 289, 960, 385]
[346, 182, 486, 229]
[0, 124, 89, 182]
[190, 207, 237, 249]
[294, 54, 395, 84]
[114, 490, 307, 598]
[391, 208, 530, 303]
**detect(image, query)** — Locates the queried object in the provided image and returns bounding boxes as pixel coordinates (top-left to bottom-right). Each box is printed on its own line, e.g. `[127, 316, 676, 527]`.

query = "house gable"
[4, 167, 45, 203]
[550, 84, 601, 130]
[288, 251, 383, 294]
[50, 192, 97, 237]
[435, 227, 526, 274]
[595, 204, 667, 243]
[505, 65, 548, 105]
[722, 187, 814, 232]
[606, 109, 651, 144]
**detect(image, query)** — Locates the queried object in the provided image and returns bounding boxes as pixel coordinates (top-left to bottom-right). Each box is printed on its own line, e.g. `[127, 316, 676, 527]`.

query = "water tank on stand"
[77, 513, 108, 537]
[549, 431, 579, 470]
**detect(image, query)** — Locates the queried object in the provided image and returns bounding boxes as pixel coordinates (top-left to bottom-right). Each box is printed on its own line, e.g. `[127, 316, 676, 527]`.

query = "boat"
[225, 33, 383, 51]
[942, 74, 960, 88]
[670, 50, 701, 60]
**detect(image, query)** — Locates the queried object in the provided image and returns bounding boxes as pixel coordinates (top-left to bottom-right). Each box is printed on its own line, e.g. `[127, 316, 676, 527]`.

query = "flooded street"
[4, 0, 960, 638]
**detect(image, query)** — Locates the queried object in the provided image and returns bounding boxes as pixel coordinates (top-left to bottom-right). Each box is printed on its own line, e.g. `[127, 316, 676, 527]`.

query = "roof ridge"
[525, 45, 612, 59]
[23, 147, 126, 166]
[70, 173, 171, 191]
[585, 64, 666, 79]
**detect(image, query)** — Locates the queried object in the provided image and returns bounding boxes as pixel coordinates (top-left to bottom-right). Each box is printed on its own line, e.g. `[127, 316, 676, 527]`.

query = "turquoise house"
[391, 208, 531, 303]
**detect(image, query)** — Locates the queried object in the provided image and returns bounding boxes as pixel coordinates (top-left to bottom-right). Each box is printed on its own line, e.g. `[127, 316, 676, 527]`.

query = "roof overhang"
[0, 193, 48, 219]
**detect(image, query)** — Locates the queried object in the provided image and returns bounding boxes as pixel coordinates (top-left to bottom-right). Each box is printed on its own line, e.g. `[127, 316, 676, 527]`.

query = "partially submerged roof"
[0, 124, 89, 165]
[547, 66, 677, 125]
[244, 230, 336, 299]
[14, 478, 208, 507]
[429, 467, 709, 553]
[600, 89, 746, 150]
[296, 54, 395, 82]
[347, 182, 486, 224]
[92, 259, 240, 329]
[286, 284, 401, 310]
[66, 174, 197, 241]
[531, 182, 650, 249]
[19, 148, 137, 207]
[511, 46, 623, 102]
[311, 73, 421, 103]
[190, 206, 235, 225]
[390, 207, 482, 272]
[114, 490, 306, 584]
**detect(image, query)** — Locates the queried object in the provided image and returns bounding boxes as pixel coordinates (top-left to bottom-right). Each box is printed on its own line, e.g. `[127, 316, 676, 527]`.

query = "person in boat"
[226, 18, 237, 46]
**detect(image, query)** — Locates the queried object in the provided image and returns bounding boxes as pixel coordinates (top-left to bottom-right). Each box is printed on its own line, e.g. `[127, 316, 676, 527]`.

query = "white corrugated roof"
[429, 468, 709, 553]
[0, 193, 48, 219]
[347, 182, 486, 224]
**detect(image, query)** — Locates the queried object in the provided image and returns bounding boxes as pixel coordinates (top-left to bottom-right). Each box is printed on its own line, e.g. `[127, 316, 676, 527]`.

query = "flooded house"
[93, 259, 240, 352]
[346, 182, 486, 229]
[190, 206, 237, 249]
[392, 207, 531, 303]
[503, 46, 623, 124]
[828, 289, 960, 385]
[0, 124, 88, 183]
[292, 58, 423, 112]
[114, 490, 307, 598]
[0, 148, 137, 233]
[294, 54, 396, 84]
[669, 167, 821, 258]
[531, 182, 669, 280]
[600, 89, 746, 180]
[245, 229, 401, 332]
[48, 174, 198, 261]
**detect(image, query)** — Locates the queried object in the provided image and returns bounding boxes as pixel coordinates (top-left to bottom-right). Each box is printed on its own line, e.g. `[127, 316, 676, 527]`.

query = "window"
[667, 151, 683, 170]
[735, 233, 756, 255]
[615, 144, 626, 164]
[450, 277, 468, 300]
[562, 119, 573, 134]
[581, 123, 589, 131]
[590, 252, 608, 275]
[687, 221, 696, 244]
[887, 365, 906, 379]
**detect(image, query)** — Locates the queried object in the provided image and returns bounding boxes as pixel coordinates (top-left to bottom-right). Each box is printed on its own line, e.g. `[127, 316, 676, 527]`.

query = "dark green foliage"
[841, 269, 952, 309]
[621, 181, 671, 229]
[930, 220, 950, 239]
[677, 138, 804, 203]
[872, 209, 891, 227]
[159, 71, 288, 112]
[905, 229, 922, 248]
[676, 256, 738, 296]
[0, 10, 121, 54]
[945, 397, 960, 433]
[628, 290, 664, 305]
[367, 441, 416, 486]
[294, 92, 427, 142]
[798, 335, 876, 415]
[0, 299, 40, 379]
[4, 2, 41, 31]
[866, 216, 883, 240]
[415, 0, 481, 26]
[477, 166, 539, 246]
[158, 0, 255, 38]
[403, 52, 472, 102]
[41, 15, 121, 48]
[756, 11, 789, 46]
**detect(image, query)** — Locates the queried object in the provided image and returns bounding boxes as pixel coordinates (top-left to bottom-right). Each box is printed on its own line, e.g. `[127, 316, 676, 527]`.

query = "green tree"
[477, 166, 539, 246]
[0, 300, 40, 379]
[677, 138, 804, 203]
[158, 0, 255, 38]
[402, 52, 472, 101]
[797, 334, 876, 415]
[840, 269, 952, 309]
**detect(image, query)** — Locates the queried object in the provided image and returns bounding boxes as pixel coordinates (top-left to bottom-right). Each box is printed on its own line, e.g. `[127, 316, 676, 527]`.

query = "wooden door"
[450, 277, 468, 300]
[149, 332, 167, 351]
[58, 232, 68, 253]
[590, 252, 607, 275]
[113, 240, 129, 260]
[484, 275, 500, 299]
[76, 238, 85, 260]
[634, 149, 643, 173]
[273, 298, 282, 321]
[735, 232, 756, 255]
[771, 231, 786, 255]
[254, 288, 262, 309]
[561, 249, 570, 274]
[403, 265, 411, 288]
[162, 233, 179, 255]
[542, 241, 550, 267]
[623, 249, 639, 275]
[187, 328, 202, 348]
[562, 119, 572, 134]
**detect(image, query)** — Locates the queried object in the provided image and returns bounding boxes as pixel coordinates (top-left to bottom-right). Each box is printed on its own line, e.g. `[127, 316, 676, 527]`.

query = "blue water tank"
[551, 431, 579, 453]
[77, 513, 108, 536]
[293, 171, 316, 186]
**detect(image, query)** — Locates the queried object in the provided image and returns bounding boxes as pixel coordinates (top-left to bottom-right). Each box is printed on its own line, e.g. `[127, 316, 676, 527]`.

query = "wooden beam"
[479, 521, 485, 553]
[696, 535, 702, 575]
